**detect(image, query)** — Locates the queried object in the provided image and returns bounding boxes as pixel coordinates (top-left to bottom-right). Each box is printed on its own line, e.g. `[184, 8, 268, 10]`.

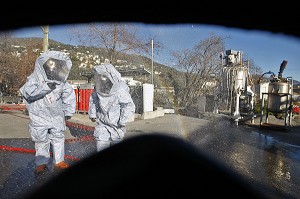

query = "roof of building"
[118, 68, 151, 76]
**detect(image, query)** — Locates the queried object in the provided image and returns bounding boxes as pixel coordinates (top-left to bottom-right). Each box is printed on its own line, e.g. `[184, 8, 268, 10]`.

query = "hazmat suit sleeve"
[61, 82, 76, 117]
[117, 84, 135, 127]
[88, 91, 97, 119]
[20, 75, 53, 103]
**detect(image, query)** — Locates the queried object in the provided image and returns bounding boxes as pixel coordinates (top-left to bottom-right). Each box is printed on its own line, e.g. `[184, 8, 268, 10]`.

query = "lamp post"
[40, 25, 49, 52]
[151, 39, 154, 85]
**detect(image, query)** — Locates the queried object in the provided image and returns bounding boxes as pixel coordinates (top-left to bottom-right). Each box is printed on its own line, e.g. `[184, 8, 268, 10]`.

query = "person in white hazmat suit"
[88, 63, 135, 152]
[19, 50, 76, 173]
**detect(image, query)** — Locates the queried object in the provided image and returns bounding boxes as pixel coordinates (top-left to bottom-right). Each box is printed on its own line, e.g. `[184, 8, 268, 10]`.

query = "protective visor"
[94, 74, 113, 95]
[43, 58, 69, 82]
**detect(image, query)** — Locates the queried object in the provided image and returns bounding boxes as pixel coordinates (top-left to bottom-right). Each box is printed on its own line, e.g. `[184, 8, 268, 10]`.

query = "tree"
[0, 32, 18, 94]
[245, 58, 263, 76]
[170, 33, 227, 108]
[17, 44, 41, 88]
[246, 58, 263, 84]
[69, 23, 162, 66]
[0, 32, 41, 95]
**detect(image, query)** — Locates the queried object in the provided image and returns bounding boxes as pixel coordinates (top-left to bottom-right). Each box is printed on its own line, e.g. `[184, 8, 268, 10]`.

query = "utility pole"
[151, 39, 154, 84]
[40, 25, 49, 52]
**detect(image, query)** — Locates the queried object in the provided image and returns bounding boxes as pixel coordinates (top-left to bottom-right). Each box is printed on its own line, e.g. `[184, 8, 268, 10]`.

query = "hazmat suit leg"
[95, 140, 111, 152]
[95, 139, 122, 152]
[111, 139, 122, 145]
[110, 127, 124, 146]
[94, 126, 111, 152]
[49, 130, 65, 164]
[94, 127, 125, 151]
[35, 139, 51, 166]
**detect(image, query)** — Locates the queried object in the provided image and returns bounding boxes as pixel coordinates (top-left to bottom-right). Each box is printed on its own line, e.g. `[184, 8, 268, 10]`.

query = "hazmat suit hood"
[93, 63, 124, 96]
[34, 51, 72, 85]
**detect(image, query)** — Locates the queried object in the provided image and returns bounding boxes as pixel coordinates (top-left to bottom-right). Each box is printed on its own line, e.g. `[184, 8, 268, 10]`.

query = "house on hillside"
[116, 66, 151, 86]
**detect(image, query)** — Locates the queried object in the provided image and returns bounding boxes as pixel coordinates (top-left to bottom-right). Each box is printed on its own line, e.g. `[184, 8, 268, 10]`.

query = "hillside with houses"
[1, 37, 181, 111]
[6, 37, 178, 87]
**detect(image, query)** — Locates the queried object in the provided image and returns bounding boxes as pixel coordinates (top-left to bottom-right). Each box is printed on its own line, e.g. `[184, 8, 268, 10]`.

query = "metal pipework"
[278, 60, 288, 79]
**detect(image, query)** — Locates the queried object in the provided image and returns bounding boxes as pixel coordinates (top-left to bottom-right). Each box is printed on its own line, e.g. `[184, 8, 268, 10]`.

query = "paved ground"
[1, 108, 299, 141]
[245, 114, 300, 146]
[1, 107, 300, 199]
[0, 109, 213, 199]
[0, 110, 211, 140]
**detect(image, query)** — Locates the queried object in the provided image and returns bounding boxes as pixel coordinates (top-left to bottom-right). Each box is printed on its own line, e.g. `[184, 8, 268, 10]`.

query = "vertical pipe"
[151, 39, 154, 85]
[40, 25, 49, 52]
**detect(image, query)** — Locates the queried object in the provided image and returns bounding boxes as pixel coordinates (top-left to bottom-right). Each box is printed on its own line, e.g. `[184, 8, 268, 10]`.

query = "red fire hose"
[0, 145, 80, 161]
[0, 118, 96, 162]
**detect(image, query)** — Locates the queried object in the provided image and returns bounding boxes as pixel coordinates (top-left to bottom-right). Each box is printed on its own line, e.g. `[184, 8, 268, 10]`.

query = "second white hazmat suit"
[88, 63, 135, 152]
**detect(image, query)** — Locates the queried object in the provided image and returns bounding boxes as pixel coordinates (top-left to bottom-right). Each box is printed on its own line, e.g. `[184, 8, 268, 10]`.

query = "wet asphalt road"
[187, 117, 300, 199]
[0, 137, 97, 199]
[0, 112, 300, 199]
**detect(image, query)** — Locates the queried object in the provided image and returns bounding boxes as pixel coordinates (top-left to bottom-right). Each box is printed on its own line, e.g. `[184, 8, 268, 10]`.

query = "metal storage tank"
[267, 82, 292, 112]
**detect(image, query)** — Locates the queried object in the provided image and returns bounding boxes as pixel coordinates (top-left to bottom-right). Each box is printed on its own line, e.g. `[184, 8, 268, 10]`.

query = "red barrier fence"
[0, 84, 94, 113]
[0, 104, 26, 111]
[72, 83, 94, 113]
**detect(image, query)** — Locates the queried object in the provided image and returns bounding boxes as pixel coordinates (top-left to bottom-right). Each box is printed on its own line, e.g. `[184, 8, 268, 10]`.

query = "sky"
[10, 22, 300, 81]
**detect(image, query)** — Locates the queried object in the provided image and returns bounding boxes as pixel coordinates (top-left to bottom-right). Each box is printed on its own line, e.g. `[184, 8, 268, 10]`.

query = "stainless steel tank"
[267, 82, 291, 112]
